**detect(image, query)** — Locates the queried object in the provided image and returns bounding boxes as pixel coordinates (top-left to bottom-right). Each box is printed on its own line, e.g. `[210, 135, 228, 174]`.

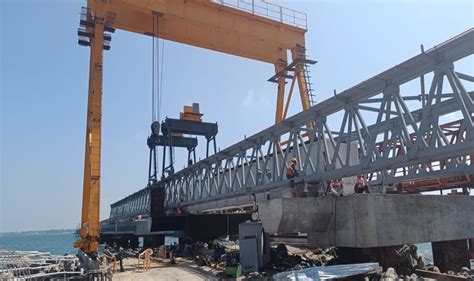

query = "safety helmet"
[291, 157, 297, 163]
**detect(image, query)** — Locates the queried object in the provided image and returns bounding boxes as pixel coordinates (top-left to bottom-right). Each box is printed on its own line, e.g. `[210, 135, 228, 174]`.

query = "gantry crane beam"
[108, 0, 306, 64]
[107, 0, 311, 123]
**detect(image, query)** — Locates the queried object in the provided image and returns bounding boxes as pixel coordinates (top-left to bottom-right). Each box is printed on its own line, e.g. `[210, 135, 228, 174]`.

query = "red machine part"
[368, 119, 472, 193]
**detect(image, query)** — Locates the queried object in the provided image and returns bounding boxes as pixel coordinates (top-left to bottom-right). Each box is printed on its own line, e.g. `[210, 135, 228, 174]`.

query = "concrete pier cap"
[258, 194, 474, 248]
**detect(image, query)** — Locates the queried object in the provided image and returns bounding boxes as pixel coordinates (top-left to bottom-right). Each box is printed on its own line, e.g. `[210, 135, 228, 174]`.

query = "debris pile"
[395, 244, 427, 276]
[270, 243, 316, 271]
[302, 247, 337, 266]
[176, 237, 340, 278]
[380, 244, 474, 280]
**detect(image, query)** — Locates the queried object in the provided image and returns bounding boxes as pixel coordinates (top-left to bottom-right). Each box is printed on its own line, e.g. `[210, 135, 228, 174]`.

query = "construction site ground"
[112, 257, 220, 280]
[110, 244, 330, 280]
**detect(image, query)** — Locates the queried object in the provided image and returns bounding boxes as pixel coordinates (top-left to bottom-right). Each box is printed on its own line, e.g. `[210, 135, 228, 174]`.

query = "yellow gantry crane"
[75, 0, 315, 254]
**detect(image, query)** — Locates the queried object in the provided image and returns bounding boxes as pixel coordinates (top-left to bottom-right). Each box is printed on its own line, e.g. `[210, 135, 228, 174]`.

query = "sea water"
[0, 230, 77, 255]
[0, 230, 433, 262]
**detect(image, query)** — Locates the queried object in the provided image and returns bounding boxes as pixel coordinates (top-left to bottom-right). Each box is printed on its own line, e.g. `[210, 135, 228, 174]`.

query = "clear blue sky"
[1, 0, 473, 232]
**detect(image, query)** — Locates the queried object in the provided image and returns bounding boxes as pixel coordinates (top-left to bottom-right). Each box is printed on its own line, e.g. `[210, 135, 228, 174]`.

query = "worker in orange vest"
[286, 157, 300, 197]
[354, 175, 369, 193]
[286, 157, 299, 179]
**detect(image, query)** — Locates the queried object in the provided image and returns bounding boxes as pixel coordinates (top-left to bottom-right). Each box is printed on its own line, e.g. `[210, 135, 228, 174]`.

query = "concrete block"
[269, 188, 294, 199]
[259, 194, 474, 248]
[135, 218, 151, 235]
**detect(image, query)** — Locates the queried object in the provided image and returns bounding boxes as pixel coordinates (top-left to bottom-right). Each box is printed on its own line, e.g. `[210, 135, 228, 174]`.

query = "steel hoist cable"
[151, 14, 166, 123]
[151, 15, 156, 122]
[151, 14, 160, 123]
[159, 39, 165, 123]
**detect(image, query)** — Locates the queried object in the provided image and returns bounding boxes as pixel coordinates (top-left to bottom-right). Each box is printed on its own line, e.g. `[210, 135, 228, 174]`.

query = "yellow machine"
[180, 103, 203, 123]
[75, 0, 314, 254]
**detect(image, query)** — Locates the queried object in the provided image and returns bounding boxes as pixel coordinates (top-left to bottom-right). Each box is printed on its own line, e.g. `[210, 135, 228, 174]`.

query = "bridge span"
[108, 28, 473, 218]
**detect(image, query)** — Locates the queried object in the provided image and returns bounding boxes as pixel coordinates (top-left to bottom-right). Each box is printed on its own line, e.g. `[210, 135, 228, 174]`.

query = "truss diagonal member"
[351, 109, 366, 158]
[331, 111, 349, 167]
[455, 72, 474, 82]
[298, 133, 316, 173]
[354, 109, 381, 163]
[416, 71, 444, 150]
[446, 67, 474, 128]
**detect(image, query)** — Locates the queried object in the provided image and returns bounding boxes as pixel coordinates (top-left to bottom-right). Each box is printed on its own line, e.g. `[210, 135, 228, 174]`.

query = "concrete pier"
[432, 239, 471, 272]
[258, 194, 474, 248]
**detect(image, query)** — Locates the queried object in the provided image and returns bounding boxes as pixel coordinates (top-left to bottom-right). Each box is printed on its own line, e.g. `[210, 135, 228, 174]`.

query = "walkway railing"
[210, 0, 308, 29]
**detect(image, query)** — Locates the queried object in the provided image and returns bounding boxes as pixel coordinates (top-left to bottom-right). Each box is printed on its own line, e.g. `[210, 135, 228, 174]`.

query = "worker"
[286, 157, 300, 197]
[396, 182, 404, 194]
[326, 179, 343, 196]
[286, 157, 299, 180]
[103, 245, 124, 272]
[117, 247, 124, 272]
[354, 175, 369, 194]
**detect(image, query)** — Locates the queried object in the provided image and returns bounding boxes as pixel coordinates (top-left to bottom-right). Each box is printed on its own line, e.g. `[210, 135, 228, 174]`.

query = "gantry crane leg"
[74, 0, 108, 255]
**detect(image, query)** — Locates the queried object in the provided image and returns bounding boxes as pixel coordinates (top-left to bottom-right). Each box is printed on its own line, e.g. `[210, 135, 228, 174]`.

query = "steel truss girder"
[109, 29, 474, 216]
[161, 29, 474, 209]
[109, 187, 151, 219]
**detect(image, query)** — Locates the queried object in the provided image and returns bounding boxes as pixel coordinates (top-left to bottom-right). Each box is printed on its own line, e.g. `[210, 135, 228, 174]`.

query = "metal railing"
[211, 0, 307, 29]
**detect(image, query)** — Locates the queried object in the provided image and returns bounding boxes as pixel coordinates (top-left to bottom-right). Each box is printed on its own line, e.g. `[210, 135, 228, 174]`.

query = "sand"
[110, 257, 220, 280]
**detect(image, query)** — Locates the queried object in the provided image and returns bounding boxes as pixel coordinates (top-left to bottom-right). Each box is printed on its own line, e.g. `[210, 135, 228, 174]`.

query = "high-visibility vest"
[286, 166, 295, 178]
